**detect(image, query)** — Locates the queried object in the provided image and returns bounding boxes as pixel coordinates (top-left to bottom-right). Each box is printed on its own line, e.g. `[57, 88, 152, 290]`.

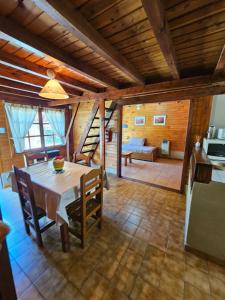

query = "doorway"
[118, 100, 192, 192]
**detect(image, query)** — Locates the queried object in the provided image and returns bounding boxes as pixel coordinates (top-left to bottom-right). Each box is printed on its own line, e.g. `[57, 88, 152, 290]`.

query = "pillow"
[129, 137, 145, 146]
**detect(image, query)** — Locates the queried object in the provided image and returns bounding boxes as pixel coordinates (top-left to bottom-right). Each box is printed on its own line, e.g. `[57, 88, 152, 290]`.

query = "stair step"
[86, 134, 100, 138]
[84, 142, 98, 147]
[91, 126, 100, 129]
[95, 117, 110, 120]
[81, 149, 95, 154]
[105, 108, 113, 112]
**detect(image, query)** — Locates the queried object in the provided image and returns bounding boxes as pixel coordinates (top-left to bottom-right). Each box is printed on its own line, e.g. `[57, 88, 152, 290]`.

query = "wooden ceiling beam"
[141, 0, 179, 79]
[32, 0, 144, 84]
[0, 16, 119, 88]
[214, 44, 225, 77]
[0, 92, 50, 106]
[0, 63, 81, 96]
[0, 86, 45, 99]
[0, 77, 42, 94]
[117, 85, 225, 105]
[0, 50, 99, 93]
[48, 75, 223, 106]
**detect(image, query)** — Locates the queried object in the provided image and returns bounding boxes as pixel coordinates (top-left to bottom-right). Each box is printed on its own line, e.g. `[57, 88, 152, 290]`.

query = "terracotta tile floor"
[1, 176, 225, 299]
[121, 158, 183, 190]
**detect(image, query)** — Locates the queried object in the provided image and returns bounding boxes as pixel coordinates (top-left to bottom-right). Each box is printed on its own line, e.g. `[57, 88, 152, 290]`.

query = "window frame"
[24, 108, 64, 152]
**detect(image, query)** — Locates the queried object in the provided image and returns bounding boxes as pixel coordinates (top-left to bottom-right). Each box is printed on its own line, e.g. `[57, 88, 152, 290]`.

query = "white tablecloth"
[11, 161, 93, 224]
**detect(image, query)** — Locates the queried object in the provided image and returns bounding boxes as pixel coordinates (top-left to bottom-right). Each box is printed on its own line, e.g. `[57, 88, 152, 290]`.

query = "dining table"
[11, 161, 94, 252]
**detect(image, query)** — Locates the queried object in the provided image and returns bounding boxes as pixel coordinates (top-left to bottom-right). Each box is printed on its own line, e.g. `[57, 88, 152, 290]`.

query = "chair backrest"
[14, 166, 38, 217]
[80, 167, 103, 206]
[25, 152, 48, 167]
[73, 152, 91, 167]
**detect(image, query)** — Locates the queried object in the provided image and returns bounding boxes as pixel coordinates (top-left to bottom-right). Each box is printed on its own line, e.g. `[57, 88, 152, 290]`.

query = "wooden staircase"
[77, 100, 116, 158]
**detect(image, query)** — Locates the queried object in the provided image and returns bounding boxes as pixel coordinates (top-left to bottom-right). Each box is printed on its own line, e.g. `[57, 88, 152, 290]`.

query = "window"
[25, 109, 63, 151]
[25, 112, 41, 150]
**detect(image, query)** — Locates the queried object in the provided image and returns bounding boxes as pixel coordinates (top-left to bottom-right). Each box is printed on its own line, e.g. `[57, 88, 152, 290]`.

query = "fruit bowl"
[53, 156, 64, 172]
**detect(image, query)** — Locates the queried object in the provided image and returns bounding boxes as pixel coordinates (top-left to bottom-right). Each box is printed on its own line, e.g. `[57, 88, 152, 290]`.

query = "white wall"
[210, 95, 225, 128]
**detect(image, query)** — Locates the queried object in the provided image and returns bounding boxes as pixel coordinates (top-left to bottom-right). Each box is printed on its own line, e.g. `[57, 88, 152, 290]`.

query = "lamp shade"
[39, 79, 69, 99]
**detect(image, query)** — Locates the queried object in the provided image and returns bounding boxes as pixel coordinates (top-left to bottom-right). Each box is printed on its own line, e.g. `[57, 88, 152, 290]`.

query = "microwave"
[203, 138, 225, 160]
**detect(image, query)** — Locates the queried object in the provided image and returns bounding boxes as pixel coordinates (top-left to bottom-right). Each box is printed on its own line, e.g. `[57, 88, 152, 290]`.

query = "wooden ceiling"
[0, 0, 225, 106]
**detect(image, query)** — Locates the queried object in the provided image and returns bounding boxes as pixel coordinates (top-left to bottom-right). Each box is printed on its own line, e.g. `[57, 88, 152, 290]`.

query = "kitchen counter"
[185, 148, 225, 265]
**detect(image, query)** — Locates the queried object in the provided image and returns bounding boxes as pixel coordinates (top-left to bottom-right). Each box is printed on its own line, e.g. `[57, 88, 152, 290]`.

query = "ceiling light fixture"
[39, 69, 69, 99]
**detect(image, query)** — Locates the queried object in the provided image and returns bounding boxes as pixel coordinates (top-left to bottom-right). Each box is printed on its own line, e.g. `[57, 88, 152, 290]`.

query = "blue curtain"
[4, 103, 37, 153]
[44, 108, 65, 145]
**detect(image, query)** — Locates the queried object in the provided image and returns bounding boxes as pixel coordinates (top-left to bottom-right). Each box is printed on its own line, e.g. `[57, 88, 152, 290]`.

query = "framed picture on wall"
[153, 115, 166, 125]
[134, 116, 145, 126]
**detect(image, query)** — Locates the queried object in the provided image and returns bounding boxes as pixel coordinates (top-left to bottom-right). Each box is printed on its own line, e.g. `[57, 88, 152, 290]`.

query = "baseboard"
[185, 244, 225, 266]
[170, 151, 184, 159]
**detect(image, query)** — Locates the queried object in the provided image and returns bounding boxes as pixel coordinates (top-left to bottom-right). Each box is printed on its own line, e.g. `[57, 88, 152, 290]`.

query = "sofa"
[122, 138, 157, 162]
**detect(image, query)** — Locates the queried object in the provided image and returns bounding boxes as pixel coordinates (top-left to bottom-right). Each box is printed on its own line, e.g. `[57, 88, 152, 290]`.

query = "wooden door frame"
[117, 99, 193, 193]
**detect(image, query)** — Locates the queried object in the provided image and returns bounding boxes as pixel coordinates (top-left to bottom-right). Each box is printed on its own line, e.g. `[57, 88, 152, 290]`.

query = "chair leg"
[36, 231, 43, 247]
[33, 219, 43, 247]
[22, 211, 30, 235]
[81, 222, 85, 249]
[81, 238, 85, 249]
[24, 220, 30, 235]
[96, 209, 102, 229]
[98, 220, 102, 229]
[60, 223, 70, 252]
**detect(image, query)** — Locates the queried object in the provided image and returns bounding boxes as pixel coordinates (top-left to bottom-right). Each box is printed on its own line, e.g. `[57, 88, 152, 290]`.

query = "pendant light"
[39, 69, 69, 99]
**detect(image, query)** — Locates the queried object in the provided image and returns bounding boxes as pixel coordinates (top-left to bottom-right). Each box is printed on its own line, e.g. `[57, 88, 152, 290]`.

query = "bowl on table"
[53, 156, 65, 173]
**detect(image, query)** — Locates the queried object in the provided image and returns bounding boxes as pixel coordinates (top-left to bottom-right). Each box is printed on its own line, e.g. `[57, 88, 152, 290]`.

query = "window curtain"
[44, 108, 66, 145]
[4, 103, 38, 153]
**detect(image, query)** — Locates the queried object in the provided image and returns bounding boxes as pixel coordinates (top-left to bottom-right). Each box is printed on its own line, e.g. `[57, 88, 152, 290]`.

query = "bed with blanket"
[122, 138, 157, 162]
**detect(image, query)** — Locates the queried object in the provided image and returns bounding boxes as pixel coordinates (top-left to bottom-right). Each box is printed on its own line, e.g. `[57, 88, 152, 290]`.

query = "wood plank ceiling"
[0, 0, 225, 106]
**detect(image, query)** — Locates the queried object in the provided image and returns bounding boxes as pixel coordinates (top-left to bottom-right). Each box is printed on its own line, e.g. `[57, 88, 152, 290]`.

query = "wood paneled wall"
[72, 101, 119, 174]
[94, 109, 118, 174]
[72, 101, 94, 151]
[0, 100, 24, 173]
[0, 101, 12, 173]
[71, 96, 212, 178]
[190, 96, 212, 149]
[122, 100, 190, 154]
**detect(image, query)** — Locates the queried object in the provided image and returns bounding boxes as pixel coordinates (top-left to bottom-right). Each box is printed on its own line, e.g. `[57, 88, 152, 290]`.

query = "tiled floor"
[121, 158, 183, 190]
[1, 176, 225, 299]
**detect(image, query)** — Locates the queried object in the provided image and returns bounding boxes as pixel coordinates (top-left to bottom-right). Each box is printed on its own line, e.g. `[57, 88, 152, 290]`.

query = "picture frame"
[153, 115, 166, 126]
[134, 116, 145, 126]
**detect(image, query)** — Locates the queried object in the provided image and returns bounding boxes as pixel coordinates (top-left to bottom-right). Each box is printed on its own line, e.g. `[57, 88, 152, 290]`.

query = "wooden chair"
[25, 151, 48, 167]
[66, 167, 103, 248]
[14, 166, 55, 247]
[72, 152, 91, 167]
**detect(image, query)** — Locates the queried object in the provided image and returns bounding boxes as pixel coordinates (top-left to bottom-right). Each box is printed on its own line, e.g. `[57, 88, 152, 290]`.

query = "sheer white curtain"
[4, 103, 38, 153]
[44, 108, 65, 145]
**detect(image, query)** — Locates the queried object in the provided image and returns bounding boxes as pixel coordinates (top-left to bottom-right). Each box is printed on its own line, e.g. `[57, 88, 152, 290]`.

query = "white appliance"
[217, 128, 225, 140]
[203, 138, 225, 160]
[161, 139, 170, 156]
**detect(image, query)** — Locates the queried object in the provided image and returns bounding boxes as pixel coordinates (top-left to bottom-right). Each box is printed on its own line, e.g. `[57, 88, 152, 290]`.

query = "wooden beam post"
[214, 44, 225, 77]
[48, 75, 225, 107]
[99, 99, 105, 169]
[117, 105, 122, 177]
[142, 0, 179, 79]
[65, 104, 79, 161]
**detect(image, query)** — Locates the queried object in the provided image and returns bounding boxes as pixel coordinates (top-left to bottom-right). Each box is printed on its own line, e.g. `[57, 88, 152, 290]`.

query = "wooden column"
[99, 99, 105, 169]
[117, 105, 122, 177]
[65, 104, 79, 161]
